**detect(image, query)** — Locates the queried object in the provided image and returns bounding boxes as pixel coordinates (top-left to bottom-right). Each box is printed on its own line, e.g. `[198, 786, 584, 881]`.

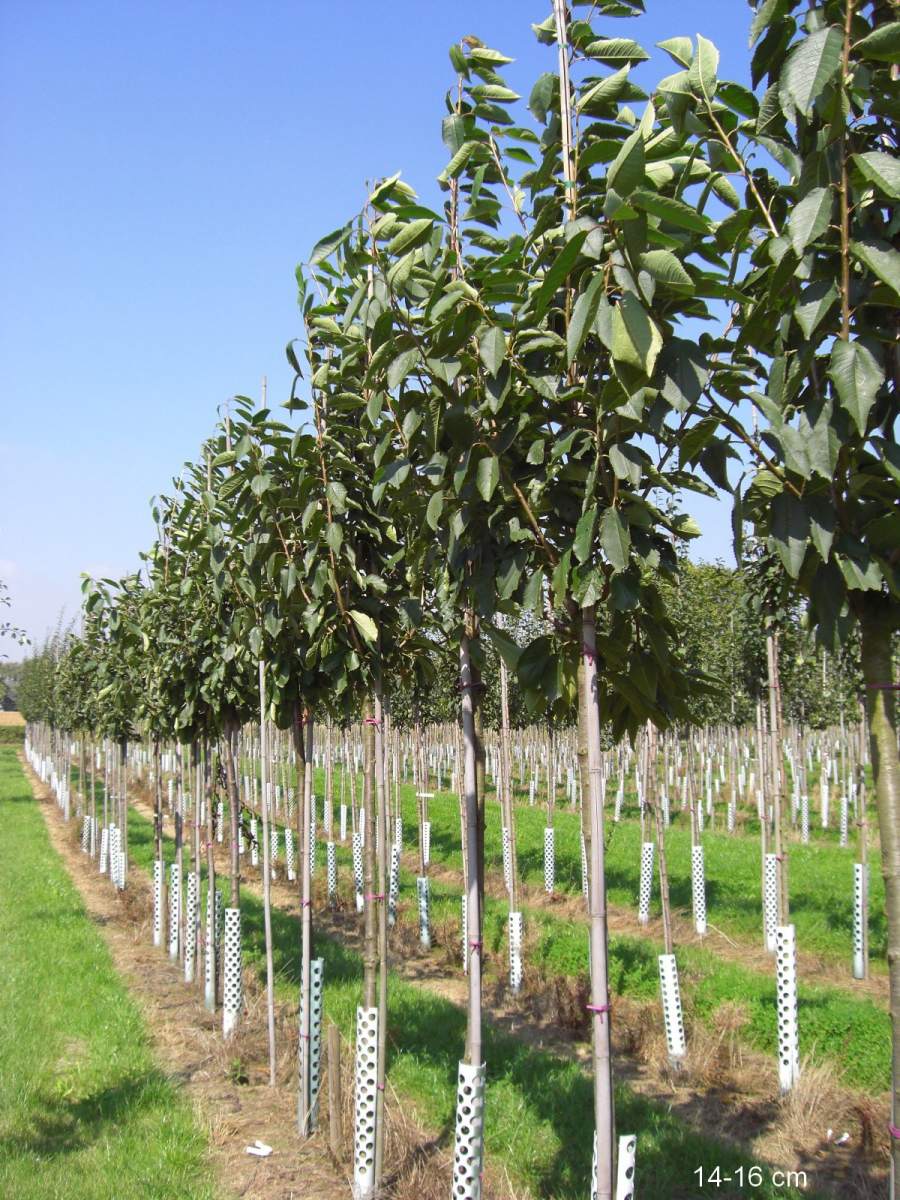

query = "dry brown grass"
[0, 711, 25, 725]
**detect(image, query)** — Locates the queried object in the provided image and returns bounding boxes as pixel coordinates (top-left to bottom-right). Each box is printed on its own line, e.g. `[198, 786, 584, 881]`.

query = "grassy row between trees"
[120, 801, 817, 1200]
[0, 748, 216, 1200]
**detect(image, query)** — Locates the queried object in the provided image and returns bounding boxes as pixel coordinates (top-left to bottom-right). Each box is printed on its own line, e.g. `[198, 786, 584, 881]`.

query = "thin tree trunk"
[373, 678, 389, 1186]
[258, 660, 277, 1086]
[582, 604, 614, 1200]
[223, 719, 241, 908]
[460, 630, 483, 1066]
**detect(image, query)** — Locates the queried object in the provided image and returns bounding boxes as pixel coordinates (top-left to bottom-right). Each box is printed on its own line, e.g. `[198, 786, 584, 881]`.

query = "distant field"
[0, 712, 25, 726]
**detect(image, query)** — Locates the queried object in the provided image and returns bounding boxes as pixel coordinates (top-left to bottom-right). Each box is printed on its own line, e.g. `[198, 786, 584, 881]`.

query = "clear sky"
[1, 1, 754, 649]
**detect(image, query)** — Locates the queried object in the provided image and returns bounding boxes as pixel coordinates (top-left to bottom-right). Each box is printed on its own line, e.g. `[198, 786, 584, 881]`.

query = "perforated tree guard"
[501, 826, 512, 894]
[153, 859, 164, 948]
[270, 825, 279, 878]
[324, 840, 336, 904]
[394, 815, 402, 848]
[423, 820, 431, 868]
[821, 780, 829, 829]
[184, 871, 199, 983]
[853, 862, 867, 980]
[775, 923, 800, 1093]
[324, 797, 332, 837]
[353, 1006, 379, 1198]
[417, 876, 431, 949]
[763, 853, 778, 953]
[696, 797, 705, 834]
[285, 826, 296, 882]
[169, 861, 181, 960]
[727, 797, 736, 833]
[615, 1134, 637, 1200]
[303, 955, 328, 1132]
[388, 844, 400, 927]
[461, 893, 468, 975]
[580, 831, 588, 898]
[508, 910, 523, 994]
[250, 817, 259, 867]
[638, 841, 654, 926]
[80, 815, 90, 853]
[204, 887, 216, 1010]
[352, 832, 364, 913]
[216, 800, 224, 843]
[839, 795, 849, 847]
[662, 791, 670, 826]
[451, 1060, 486, 1200]
[691, 845, 707, 936]
[309, 814, 317, 876]
[658, 953, 686, 1061]
[801, 794, 810, 844]
[340, 804, 348, 842]
[223, 907, 242, 1038]
[543, 826, 555, 895]
[99, 825, 109, 875]
[110, 825, 124, 890]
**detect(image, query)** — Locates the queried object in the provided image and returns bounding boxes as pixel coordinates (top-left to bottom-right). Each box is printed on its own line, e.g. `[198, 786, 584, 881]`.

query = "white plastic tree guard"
[543, 826, 555, 895]
[80, 815, 90, 853]
[727, 796, 736, 833]
[112, 825, 125, 890]
[270, 825, 279, 879]
[580, 831, 588, 898]
[800, 794, 810, 844]
[168, 861, 181, 960]
[340, 804, 348, 842]
[309, 813, 317, 876]
[637, 841, 655, 926]
[250, 817, 259, 867]
[417, 876, 431, 950]
[223, 907, 242, 1038]
[204, 889, 217, 1010]
[691, 845, 707, 936]
[394, 814, 402, 848]
[775, 923, 800, 1093]
[184, 871, 199, 983]
[613, 782, 623, 823]
[422, 819, 432, 868]
[451, 1060, 486, 1200]
[327, 841, 338, 904]
[853, 862, 867, 980]
[216, 800, 224, 843]
[508, 911, 523, 994]
[285, 826, 296, 882]
[153, 859, 164, 948]
[461, 894, 468, 974]
[658, 953, 686, 1062]
[353, 1006, 379, 1199]
[324, 796, 332, 836]
[821, 779, 829, 828]
[501, 825, 512, 894]
[301, 958, 325, 1129]
[99, 825, 109, 875]
[839, 795, 849, 847]
[89, 814, 97, 857]
[615, 1134, 637, 1200]
[763, 853, 778, 953]
[352, 832, 364, 913]
[388, 844, 400, 927]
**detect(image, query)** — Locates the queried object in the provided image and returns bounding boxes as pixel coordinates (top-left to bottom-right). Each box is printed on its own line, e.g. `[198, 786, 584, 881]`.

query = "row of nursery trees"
[21, 3, 900, 1198]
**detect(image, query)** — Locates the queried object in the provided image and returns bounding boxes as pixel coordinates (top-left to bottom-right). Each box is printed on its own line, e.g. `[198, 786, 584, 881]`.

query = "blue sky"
[1, 1, 754, 647]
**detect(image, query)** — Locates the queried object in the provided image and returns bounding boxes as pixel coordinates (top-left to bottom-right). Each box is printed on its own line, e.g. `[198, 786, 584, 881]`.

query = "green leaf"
[425, 490, 443, 532]
[585, 38, 649, 64]
[600, 507, 630, 572]
[608, 443, 642, 487]
[854, 22, 900, 61]
[641, 249, 692, 289]
[529, 73, 556, 123]
[326, 481, 348, 513]
[851, 237, 900, 296]
[656, 37, 693, 67]
[532, 230, 588, 320]
[470, 83, 520, 102]
[348, 610, 378, 644]
[611, 293, 662, 376]
[250, 473, 271, 497]
[631, 189, 712, 233]
[795, 279, 838, 339]
[574, 505, 598, 564]
[769, 492, 809, 578]
[853, 151, 900, 200]
[688, 34, 719, 100]
[386, 218, 433, 256]
[780, 26, 842, 117]
[309, 223, 350, 265]
[750, 0, 789, 46]
[607, 128, 645, 197]
[576, 66, 630, 112]
[387, 348, 418, 390]
[567, 273, 605, 364]
[478, 325, 506, 378]
[828, 340, 884, 436]
[475, 455, 500, 502]
[787, 187, 832, 256]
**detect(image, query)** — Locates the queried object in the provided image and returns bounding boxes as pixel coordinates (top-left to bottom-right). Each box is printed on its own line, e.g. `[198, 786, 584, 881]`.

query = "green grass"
[122, 798, 824, 1200]
[0, 748, 217, 1200]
